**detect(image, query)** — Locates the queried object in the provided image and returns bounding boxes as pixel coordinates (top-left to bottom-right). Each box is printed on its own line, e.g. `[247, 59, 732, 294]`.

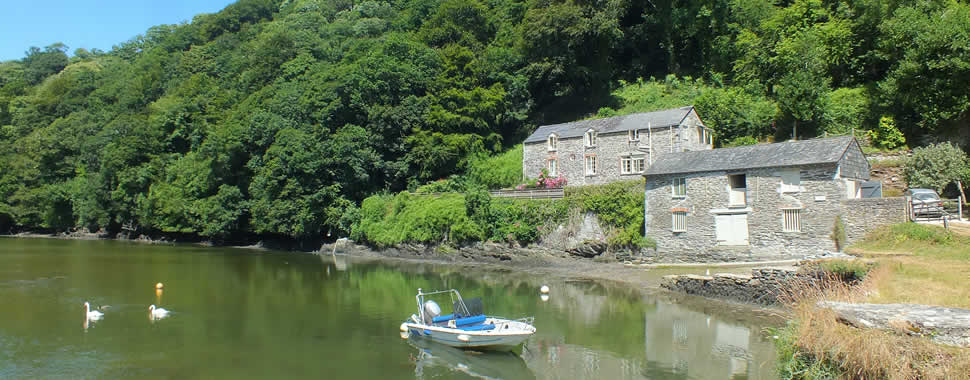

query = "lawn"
[848, 222, 970, 308]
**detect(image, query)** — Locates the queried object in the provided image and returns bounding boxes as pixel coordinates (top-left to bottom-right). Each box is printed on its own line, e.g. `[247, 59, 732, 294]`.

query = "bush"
[867, 116, 905, 150]
[903, 142, 967, 193]
[816, 260, 873, 283]
[352, 192, 484, 248]
[567, 180, 650, 249]
[772, 323, 845, 379]
[723, 135, 758, 147]
[466, 146, 522, 190]
[830, 215, 847, 252]
[516, 169, 566, 190]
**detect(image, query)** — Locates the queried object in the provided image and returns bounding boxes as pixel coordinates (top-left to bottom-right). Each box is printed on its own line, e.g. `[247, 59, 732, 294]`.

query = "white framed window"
[584, 129, 597, 147]
[584, 155, 597, 176]
[672, 211, 687, 232]
[780, 170, 801, 193]
[672, 177, 686, 198]
[782, 208, 801, 232]
[547, 134, 558, 151]
[620, 156, 646, 175]
[629, 129, 640, 141]
[547, 158, 558, 176]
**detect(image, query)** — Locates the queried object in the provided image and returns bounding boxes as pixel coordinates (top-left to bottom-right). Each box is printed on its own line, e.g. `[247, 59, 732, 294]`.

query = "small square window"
[672, 177, 686, 198]
[783, 209, 801, 232]
[672, 211, 687, 232]
[629, 129, 640, 141]
[547, 135, 558, 151]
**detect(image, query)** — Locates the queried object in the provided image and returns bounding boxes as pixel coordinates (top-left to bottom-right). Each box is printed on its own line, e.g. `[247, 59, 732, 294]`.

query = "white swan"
[149, 304, 170, 320]
[84, 302, 104, 321]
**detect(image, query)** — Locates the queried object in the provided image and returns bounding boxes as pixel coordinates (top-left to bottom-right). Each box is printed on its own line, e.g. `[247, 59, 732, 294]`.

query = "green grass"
[772, 323, 844, 380]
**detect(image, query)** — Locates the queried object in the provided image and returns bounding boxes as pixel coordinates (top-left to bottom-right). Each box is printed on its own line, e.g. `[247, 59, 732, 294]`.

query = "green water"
[0, 237, 779, 379]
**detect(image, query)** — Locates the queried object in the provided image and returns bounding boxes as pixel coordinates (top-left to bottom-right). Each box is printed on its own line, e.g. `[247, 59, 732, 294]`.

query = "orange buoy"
[155, 282, 164, 289]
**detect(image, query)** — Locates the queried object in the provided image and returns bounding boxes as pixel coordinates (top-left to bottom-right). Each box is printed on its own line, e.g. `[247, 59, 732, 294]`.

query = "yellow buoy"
[155, 282, 164, 289]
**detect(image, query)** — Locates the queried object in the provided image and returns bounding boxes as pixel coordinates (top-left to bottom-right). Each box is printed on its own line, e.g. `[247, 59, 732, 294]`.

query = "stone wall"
[840, 197, 908, 243]
[660, 267, 802, 305]
[522, 113, 711, 186]
[644, 164, 847, 261]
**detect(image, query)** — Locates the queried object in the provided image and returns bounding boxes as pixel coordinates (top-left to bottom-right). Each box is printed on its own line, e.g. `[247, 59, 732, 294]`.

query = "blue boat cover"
[431, 314, 455, 323]
[455, 315, 486, 326]
[459, 323, 496, 331]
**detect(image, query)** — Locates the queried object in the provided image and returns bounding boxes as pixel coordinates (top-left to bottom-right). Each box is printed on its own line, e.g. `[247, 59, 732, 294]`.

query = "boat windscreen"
[459, 297, 484, 316]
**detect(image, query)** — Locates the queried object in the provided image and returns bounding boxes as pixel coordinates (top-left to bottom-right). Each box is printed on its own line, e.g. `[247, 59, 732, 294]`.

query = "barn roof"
[524, 106, 697, 144]
[643, 136, 860, 176]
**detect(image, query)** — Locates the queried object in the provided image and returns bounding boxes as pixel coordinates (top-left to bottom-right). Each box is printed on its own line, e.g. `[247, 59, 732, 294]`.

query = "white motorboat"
[399, 288, 536, 351]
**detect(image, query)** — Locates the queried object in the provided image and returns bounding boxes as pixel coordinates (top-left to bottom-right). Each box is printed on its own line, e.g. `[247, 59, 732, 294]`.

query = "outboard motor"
[423, 300, 441, 323]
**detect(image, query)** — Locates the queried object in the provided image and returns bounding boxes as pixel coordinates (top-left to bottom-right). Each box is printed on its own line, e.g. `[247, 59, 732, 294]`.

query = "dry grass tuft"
[776, 268, 970, 379]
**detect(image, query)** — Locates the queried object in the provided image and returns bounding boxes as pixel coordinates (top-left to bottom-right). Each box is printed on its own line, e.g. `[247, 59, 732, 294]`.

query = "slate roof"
[524, 106, 697, 144]
[643, 136, 860, 177]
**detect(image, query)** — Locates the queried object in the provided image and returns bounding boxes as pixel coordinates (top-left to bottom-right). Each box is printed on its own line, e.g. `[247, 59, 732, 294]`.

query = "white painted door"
[715, 214, 749, 245]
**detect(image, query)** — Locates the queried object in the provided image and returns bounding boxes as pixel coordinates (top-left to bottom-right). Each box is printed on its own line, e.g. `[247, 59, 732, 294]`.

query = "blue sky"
[0, 0, 237, 61]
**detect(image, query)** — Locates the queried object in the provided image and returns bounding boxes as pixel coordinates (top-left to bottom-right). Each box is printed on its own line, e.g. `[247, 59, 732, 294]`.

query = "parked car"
[904, 188, 944, 217]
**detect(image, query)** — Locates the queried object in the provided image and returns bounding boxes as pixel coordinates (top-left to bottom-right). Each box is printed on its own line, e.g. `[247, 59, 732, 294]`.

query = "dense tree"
[1, 0, 968, 240]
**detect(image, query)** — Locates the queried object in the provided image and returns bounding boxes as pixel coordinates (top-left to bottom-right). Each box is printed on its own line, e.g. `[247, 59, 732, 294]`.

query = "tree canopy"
[1, 0, 968, 239]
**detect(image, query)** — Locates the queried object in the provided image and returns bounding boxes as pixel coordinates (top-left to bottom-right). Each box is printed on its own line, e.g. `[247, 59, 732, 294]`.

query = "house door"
[715, 213, 749, 245]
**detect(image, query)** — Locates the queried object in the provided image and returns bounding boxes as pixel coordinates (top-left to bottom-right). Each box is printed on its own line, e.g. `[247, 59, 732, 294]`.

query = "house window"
[547, 158, 558, 176]
[620, 156, 646, 175]
[783, 208, 801, 232]
[629, 129, 640, 141]
[698, 127, 706, 144]
[780, 170, 801, 193]
[547, 134, 558, 151]
[672, 177, 687, 198]
[672, 211, 687, 232]
[584, 129, 597, 147]
[728, 174, 747, 206]
[584, 155, 597, 176]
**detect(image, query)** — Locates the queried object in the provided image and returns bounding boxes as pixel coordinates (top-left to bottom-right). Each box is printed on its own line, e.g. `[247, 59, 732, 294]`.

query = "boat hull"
[402, 321, 533, 351]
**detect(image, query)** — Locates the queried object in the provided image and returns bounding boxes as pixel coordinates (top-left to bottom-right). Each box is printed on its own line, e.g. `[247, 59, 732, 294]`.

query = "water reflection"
[408, 338, 535, 380]
[0, 238, 779, 379]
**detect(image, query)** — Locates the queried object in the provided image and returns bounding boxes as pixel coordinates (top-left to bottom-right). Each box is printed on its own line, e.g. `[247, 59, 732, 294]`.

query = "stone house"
[641, 136, 900, 261]
[522, 106, 713, 186]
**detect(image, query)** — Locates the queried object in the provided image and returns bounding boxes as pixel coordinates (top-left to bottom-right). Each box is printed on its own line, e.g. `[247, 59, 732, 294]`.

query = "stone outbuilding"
[642, 136, 903, 261]
[522, 106, 713, 186]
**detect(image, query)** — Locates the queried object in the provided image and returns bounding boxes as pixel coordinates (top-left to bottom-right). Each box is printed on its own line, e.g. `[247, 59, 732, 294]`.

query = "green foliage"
[830, 215, 847, 252]
[465, 145, 522, 190]
[867, 116, 905, 149]
[772, 323, 844, 379]
[566, 180, 649, 249]
[610, 76, 777, 144]
[817, 259, 872, 282]
[821, 87, 869, 136]
[352, 192, 484, 247]
[2, 0, 969, 243]
[881, 223, 953, 246]
[723, 135, 758, 147]
[903, 142, 968, 193]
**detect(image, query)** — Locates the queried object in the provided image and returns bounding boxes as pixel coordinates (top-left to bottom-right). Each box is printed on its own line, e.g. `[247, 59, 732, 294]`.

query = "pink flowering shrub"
[516, 170, 567, 190]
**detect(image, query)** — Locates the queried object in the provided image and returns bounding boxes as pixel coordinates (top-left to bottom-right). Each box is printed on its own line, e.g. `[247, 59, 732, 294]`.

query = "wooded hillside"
[0, 0, 967, 239]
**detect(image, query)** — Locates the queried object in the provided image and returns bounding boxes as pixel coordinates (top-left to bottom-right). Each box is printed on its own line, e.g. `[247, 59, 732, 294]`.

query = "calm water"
[0, 237, 780, 379]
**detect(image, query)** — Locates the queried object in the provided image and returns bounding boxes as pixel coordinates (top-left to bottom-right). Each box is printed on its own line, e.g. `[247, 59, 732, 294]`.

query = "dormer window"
[584, 129, 597, 147]
[629, 129, 640, 142]
[547, 134, 558, 151]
